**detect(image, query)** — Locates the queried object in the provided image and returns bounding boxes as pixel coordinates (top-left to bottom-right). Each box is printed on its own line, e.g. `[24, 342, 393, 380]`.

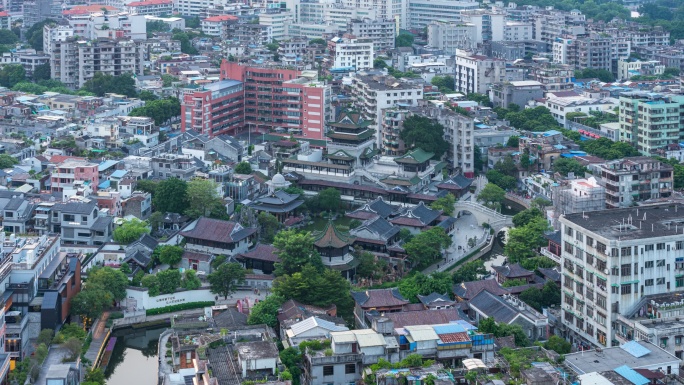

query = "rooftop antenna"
[652, 223, 654, 232]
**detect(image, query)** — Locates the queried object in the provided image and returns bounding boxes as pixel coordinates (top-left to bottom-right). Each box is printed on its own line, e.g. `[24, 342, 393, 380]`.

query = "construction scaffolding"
[552, 177, 606, 229]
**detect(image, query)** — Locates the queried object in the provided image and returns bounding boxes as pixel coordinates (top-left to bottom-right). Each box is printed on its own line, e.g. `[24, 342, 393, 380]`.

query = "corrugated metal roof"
[578, 372, 613, 385]
[404, 325, 438, 342]
[288, 316, 348, 336]
[330, 331, 356, 343]
[354, 330, 387, 347]
[433, 324, 466, 335]
[614, 365, 649, 385]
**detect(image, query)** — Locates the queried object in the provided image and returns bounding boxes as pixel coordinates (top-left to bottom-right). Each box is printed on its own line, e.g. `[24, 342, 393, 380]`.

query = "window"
[596, 259, 607, 272]
[345, 364, 355, 374]
[575, 249, 584, 260]
[645, 279, 654, 286]
[576, 281, 584, 294]
[564, 242, 574, 254]
[645, 261, 654, 268]
[676, 336, 682, 345]
[657, 277, 666, 285]
[596, 294, 606, 310]
[621, 264, 631, 276]
[586, 236, 594, 247]
[586, 289, 594, 301]
[657, 259, 666, 267]
[576, 266, 584, 279]
[565, 294, 574, 307]
[596, 312, 606, 326]
[677, 241, 684, 250]
[586, 254, 594, 266]
[621, 247, 632, 257]
[596, 242, 606, 255]
[645, 244, 654, 251]
[576, 232, 583, 242]
[323, 366, 334, 376]
[657, 243, 665, 250]
[565, 227, 573, 236]
[621, 284, 632, 295]
[678, 277, 684, 288]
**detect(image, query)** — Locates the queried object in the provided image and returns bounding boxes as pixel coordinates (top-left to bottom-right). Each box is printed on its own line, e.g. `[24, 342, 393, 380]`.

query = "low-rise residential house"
[236, 244, 279, 275]
[180, 217, 256, 256]
[389, 202, 442, 234]
[351, 288, 409, 328]
[284, 316, 349, 348]
[180, 250, 213, 276]
[51, 201, 113, 245]
[491, 263, 536, 285]
[468, 291, 548, 341]
[122, 191, 152, 220]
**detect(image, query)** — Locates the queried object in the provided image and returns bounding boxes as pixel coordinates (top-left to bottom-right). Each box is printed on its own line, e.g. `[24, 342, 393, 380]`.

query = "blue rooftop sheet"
[620, 341, 651, 358]
[453, 320, 477, 331]
[613, 365, 649, 385]
[98, 180, 110, 189]
[561, 153, 577, 158]
[543, 130, 561, 137]
[98, 160, 119, 171]
[110, 170, 128, 179]
[433, 324, 466, 335]
[553, 144, 567, 150]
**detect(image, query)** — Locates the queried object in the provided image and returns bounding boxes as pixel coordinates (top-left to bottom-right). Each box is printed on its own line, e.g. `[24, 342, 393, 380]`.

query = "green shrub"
[109, 311, 124, 319]
[145, 301, 215, 316]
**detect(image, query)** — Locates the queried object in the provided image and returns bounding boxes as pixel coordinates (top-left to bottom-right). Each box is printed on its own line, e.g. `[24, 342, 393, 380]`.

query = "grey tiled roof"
[469, 290, 519, 324]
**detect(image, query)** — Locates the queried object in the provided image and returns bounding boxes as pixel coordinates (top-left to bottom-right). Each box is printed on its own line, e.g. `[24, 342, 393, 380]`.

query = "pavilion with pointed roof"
[312, 220, 358, 280]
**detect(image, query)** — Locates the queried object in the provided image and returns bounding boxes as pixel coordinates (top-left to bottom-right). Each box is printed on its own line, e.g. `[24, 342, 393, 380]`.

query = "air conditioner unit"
[604, 269, 609, 274]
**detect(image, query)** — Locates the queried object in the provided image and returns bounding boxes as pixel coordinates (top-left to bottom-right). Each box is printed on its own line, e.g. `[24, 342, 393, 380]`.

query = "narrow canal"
[105, 325, 169, 385]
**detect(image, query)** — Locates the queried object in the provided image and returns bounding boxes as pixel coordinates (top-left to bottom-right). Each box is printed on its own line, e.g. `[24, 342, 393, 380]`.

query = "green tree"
[161, 74, 178, 87]
[25, 20, 55, 51]
[82, 72, 137, 97]
[430, 194, 456, 215]
[466, 93, 493, 107]
[208, 262, 246, 299]
[398, 272, 453, 302]
[355, 250, 386, 280]
[37, 329, 54, 347]
[279, 347, 303, 385]
[531, 197, 552, 209]
[113, 218, 150, 244]
[519, 286, 543, 311]
[545, 335, 571, 354]
[478, 317, 498, 334]
[88, 266, 129, 301]
[504, 217, 551, 263]
[70, 289, 112, 322]
[158, 245, 184, 267]
[373, 57, 388, 69]
[317, 188, 341, 212]
[452, 259, 486, 284]
[139, 90, 159, 101]
[33, 63, 51, 82]
[494, 156, 518, 177]
[119, 262, 131, 275]
[136, 179, 158, 195]
[506, 135, 520, 148]
[234, 162, 252, 174]
[84, 368, 106, 385]
[247, 294, 285, 327]
[149, 211, 164, 233]
[502, 278, 528, 287]
[512, 208, 544, 228]
[553, 158, 586, 177]
[182, 269, 202, 290]
[395, 32, 414, 47]
[430, 75, 455, 92]
[154, 178, 189, 214]
[185, 178, 226, 219]
[403, 228, 452, 268]
[157, 269, 181, 294]
[399, 115, 449, 158]
[147, 20, 170, 35]
[477, 183, 506, 209]
[141, 274, 160, 296]
[0, 64, 25, 88]
[273, 264, 354, 319]
[309, 38, 326, 45]
[258, 212, 280, 243]
[129, 97, 181, 125]
[0, 154, 18, 169]
[273, 230, 323, 276]
[172, 31, 198, 54]
[486, 170, 517, 191]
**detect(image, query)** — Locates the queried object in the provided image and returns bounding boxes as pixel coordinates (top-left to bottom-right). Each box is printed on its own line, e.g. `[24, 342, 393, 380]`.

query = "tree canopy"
[477, 183, 506, 209]
[0, 64, 25, 88]
[257, 212, 280, 244]
[185, 178, 227, 219]
[0, 29, 18, 45]
[208, 263, 246, 299]
[430, 75, 455, 92]
[247, 294, 285, 327]
[157, 269, 182, 294]
[519, 281, 561, 312]
[88, 266, 129, 301]
[129, 97, 181, 126]
[154, 178, 189, 214]
[430, 194, 456, 215]
[396, 32, 414, 47]
[398, 272, 452, 303]
[403, 228, 452, 269]
[505, 217, 551, 263]
[113, 218, 149, 244]
[234, 162, 252, 174]
[158, 245, 184, 267]
[82, 73, 137, 97]
[399, 115, 449, 158]
[0, 154, 18, 169]
[574, 68, 615, 82]
[512, 207, 545, 228]
[273, 230, 323, 276]
[182, 269, 202, 290]
[452, 259, 486, 284]
[273, 264, 354, 319]
[553, 158, 586, 177]
[307, 188, 341, 212]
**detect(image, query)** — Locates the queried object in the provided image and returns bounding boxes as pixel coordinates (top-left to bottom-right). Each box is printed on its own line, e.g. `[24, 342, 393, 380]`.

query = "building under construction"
[552, 177, 605, 229]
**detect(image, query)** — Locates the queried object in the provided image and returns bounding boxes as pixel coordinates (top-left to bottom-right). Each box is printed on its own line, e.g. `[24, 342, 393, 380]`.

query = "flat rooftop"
[562, 203, 684, 241]
[565, 341, 678, 375]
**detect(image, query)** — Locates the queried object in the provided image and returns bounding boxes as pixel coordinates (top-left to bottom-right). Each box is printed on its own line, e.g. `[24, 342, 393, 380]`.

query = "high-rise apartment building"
[342, 0, 406, 29]
[347, 18, 396, 52]
[619, 92, 684, 155]
[331, 37, 374, 71]
[180, 80, 245, 137]
[407, 0, 479, 30]
[220, 61, 332, 140]
[559, 204, 684, 348]
[454, 49, 506, 95]
[50, 38, 145, 89]
[427, 21, 476, 54]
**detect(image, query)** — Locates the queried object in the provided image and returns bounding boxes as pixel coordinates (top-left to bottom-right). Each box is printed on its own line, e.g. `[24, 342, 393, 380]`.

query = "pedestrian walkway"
[422, 214, 488, 274]
[84, 311, 111, 365]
